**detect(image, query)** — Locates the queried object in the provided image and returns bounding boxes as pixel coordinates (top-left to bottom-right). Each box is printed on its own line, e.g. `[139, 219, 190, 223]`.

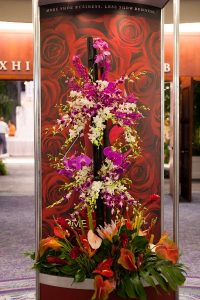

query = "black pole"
[100, 59, 111, 224]
[87, 36, 104, 228]
[87, 37, 98, 81]
[103, 126, 111, 224]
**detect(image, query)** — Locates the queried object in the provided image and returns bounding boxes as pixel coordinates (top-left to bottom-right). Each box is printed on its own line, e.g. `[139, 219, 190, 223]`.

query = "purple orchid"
[101, 191, 136, 211]
[58, 154, 92, 178]
[72, 56, 89, 81]
[93, 38, 111, 80]
[103, 147, 124, 166]
[68, 154, 92, 171]
[127, 94, 137, 103]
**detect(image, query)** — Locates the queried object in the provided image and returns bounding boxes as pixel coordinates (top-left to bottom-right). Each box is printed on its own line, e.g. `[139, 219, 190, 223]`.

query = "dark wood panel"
[165, 33, 200, 77]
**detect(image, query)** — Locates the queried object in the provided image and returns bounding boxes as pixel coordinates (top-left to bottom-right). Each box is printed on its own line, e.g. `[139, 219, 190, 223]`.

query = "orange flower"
[118, 248, 137, 271]
[92, 275, 116, 300]
[93, 258, 114, 278]
[155, 233, 179, 264]
[39, 237, 62, 257]
[96, 221, 118, 242]
[54, 226, 70, 239]
[125, 219, 133, 230]
[79, 235, 96, 257]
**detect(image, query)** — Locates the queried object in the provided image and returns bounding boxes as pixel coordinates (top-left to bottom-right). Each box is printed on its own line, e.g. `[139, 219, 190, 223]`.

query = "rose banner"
[40, 1, 162, 241]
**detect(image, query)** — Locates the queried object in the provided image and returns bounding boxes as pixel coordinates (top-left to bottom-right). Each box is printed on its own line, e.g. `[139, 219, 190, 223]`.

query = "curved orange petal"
[118, 248, 137, 271]
[39, 237, 61, 257]
[155, 233, 179, 264]
[92, 275, 116, 300]
[54, 226, 70, 239]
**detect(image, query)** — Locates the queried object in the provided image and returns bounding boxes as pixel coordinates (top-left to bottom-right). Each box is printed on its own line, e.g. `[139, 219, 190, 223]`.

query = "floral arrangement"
[31, 38, 186, 300]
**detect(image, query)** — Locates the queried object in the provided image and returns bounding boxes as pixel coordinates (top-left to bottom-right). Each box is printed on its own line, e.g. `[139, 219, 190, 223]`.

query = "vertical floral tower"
[32, 37, 186, 300]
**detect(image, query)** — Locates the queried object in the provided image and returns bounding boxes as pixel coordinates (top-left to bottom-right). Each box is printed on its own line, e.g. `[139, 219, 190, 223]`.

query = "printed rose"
[107, 15, 150, 49]
[41, 124, 65, 161]
[92, 275, 116, 300]
[42, 171, 67, 208]
[155, 233, 179, 264]
[56, 217, 70, 230]
[150, 101, 161, 137]
[144, 31, 161, 69]
[118, 248, 137, 271]
[41, 22, 74, 70]
[41, 79, 61, 119]
[126, 64, 158, 101]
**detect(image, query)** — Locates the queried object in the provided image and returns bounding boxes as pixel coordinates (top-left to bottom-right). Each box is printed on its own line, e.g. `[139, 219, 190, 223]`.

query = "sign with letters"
[0, 31, 33, 80]
[0, 60, 31, 71]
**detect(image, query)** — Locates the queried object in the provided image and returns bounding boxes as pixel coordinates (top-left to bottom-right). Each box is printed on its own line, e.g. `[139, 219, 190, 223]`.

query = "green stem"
[87, 206, 94, 231]
[78, 216, 86, 236]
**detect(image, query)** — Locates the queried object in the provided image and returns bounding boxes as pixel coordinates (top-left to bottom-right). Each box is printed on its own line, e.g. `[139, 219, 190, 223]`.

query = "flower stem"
[78, 216, 86, 236]
[87, 206, 94, 231]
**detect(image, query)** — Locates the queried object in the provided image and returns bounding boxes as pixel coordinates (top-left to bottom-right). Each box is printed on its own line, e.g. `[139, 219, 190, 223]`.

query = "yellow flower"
[39, 237, 62, 257]
[155, 233, 179, 264]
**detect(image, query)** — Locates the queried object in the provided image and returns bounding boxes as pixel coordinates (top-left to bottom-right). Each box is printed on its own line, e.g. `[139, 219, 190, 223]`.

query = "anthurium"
[155, 233, 179, 264]
[79, 235, 96, 257]
[87, 229, 102, 250]
[46, 256, 68, 265]
[118, 248, 137, 271]
[92, 275, 116, 300]
[39, 237, 62, 257]
[93, 258, 114, 278]
[54, 226, 70, 239]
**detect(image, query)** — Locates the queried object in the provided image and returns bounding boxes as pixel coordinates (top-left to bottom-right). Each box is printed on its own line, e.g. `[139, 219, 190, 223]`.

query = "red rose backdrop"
[40, 3, 161, 240]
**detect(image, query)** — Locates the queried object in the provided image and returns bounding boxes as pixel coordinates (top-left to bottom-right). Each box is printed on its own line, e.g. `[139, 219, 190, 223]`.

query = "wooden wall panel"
[164, 33, 200, 79]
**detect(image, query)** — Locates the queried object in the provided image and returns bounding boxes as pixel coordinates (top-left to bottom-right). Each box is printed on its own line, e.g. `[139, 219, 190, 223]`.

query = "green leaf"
[131, 236, 148, 252]
[60, 265, 78, 276]
[117, 280, 127, 298]
[123, 275, 137, 298]
[139, 271, 157, 290]
[170, 265, 186, 285]
[158, 265, 183, 291]
[24, 251, 35, 260]
[74, 269, 86, 282]
[149, 268, 169, 292]
[112, 235, 119, 244]
[48, 267, 60, 273]
[131, 275, 147, 300]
